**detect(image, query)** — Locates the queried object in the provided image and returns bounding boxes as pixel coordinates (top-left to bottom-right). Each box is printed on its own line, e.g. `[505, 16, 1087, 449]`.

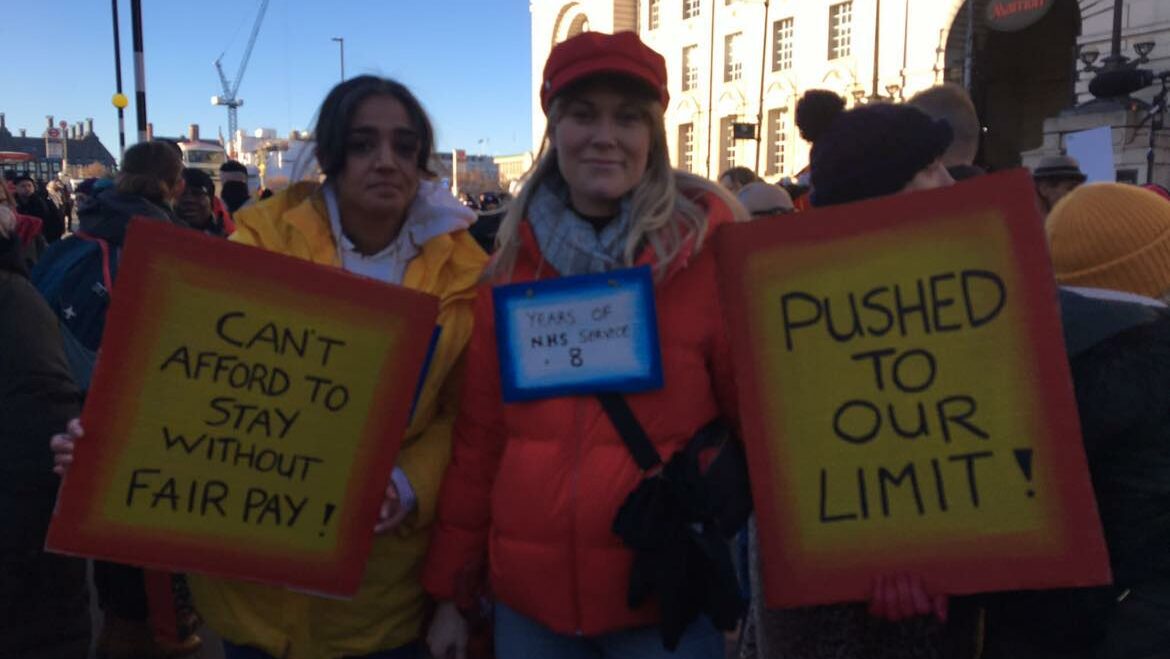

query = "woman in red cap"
[423, 31, 746, 659]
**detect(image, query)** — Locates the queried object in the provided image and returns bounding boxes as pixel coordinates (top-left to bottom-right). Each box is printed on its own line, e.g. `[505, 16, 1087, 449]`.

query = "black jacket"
[982, 290, 1170, 658]
[77, 188, 176, 246]
[16, 193, 64, 244]
[0, 232, 90, 657]
[0, 233, 81, 549]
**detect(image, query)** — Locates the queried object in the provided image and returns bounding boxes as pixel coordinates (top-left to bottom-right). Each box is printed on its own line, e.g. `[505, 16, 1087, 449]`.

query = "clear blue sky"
[0, 0, 533, 156]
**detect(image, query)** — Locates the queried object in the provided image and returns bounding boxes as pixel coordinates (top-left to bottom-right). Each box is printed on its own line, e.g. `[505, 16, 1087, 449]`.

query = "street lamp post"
[332, 37, 345, 82]
[753, 0, 771, 176]
[871, 0, 882, 100]
[130, 0, 148, 143]
[1079, 0, 1154, 75]
[1077, 0, 1163, 185]
[110, 0, 127, 158]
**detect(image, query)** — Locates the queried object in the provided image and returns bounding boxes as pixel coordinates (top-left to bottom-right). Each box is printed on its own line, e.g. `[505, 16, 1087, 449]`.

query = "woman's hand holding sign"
[868, 573, 948, 623]
[375, 478, 410, 534]
[50, 418, 84, 476]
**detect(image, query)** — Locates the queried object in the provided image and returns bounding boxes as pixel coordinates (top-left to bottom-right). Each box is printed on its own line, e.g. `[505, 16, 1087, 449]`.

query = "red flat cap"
[540, 31, 669, 114]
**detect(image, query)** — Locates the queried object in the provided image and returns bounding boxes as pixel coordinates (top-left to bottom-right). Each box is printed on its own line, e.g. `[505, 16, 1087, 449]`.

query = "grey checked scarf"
[527, 173, 635, 276]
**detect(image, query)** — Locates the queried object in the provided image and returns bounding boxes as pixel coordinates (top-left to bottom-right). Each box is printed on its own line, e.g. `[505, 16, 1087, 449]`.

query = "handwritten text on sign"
[47, 220, 439, 597]
[715, 171, 1110, 608]
[126, 309, 356, 540]
[778, 269, 1015, 524]
[493, 266, 663, 401]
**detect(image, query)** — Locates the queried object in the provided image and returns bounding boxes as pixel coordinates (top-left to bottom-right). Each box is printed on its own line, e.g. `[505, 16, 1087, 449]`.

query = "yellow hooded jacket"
[188, 182, 488, 658]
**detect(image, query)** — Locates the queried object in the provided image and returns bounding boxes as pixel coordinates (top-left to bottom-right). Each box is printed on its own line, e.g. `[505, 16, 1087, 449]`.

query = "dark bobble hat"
[796, 90, 953, 207]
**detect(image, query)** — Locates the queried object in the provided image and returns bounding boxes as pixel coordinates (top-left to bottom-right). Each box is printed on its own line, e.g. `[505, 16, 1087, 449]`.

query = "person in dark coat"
[0, 205, 90, 658]
[218, 160, 252, 213]
[979, 183, 1170, 659]
[980, 289, 1170, 659]
[13, 174, 65, 243]
[739, 90, 978, 659]
[34, 142, 204, 659]
[176, 168, 230, 237]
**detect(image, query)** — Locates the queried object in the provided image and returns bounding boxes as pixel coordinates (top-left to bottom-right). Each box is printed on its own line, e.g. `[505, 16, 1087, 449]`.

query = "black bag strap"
[596, 392, 661, 471]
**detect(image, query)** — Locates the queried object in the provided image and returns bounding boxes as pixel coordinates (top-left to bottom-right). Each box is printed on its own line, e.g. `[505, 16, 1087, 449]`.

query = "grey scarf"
[527, 174, 634, 276]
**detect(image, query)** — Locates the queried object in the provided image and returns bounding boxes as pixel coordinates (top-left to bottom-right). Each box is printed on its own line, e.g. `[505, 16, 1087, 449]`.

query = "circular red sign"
[47, 128, 61, 139]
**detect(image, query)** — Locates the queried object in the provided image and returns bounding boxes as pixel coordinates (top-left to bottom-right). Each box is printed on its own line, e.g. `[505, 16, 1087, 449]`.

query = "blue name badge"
[493, 265, 664, 402]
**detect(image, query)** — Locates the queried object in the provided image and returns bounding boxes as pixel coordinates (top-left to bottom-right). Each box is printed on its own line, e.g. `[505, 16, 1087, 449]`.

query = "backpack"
[30, 231, 118, 391]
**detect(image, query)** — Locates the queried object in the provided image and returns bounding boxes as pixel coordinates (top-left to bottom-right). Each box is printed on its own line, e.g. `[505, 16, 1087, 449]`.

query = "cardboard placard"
[46, 219, 439, 598]
[715, 170, 1111, 608]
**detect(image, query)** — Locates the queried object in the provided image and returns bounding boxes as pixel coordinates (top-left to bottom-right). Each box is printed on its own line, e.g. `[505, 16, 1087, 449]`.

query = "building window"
[829, 2, 853, 60]
[724, 32, 743, 82]
[677, 123, 695, 172]
[767, 108, 788, 177]
[648, 0, 659, 30]
[682, 45, 699, 92]
[683, 0, 701, 20]
[720, 116, 737, 175]
[772, 18, 794, 72]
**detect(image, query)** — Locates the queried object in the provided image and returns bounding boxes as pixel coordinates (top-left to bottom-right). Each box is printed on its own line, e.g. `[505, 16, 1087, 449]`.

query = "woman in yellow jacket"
[189, 76, 488, 658]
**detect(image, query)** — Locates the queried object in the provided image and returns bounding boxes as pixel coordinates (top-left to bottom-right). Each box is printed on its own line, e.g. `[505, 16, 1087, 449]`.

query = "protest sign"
[716, 170, 1111, 608]
[493, 266, 663, 401]
[46, 219, 439, 597]
[1066, 126, 1116, 183]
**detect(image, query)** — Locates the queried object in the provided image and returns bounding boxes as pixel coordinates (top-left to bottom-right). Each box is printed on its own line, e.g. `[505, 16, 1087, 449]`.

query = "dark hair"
[314, 75, 436, 179]
[719, 166, 757, 187]
[795, 90, 846, 143]
[182, 168, 215, 197]
[151, 138, 183, 159]
[117, 141, 184, 203]
[219, 160, 248, 175]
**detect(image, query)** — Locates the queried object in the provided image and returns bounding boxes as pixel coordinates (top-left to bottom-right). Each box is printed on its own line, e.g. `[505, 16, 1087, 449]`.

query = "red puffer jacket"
[422, 192, 739, 635]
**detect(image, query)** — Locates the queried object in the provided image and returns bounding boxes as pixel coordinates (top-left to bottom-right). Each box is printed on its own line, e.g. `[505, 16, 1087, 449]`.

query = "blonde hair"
[0, 205, 15, 239]
[491, 87, 746, 282]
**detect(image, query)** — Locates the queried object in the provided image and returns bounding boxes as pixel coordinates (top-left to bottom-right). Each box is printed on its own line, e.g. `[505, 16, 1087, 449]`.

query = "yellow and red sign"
[46, 220, 439, 597]
[716, 170, 1111, 608]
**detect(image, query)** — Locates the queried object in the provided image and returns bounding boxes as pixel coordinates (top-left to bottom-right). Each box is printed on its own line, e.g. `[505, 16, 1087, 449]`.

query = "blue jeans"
[494, 602, 724, 659]
[222, 640, 419, 659]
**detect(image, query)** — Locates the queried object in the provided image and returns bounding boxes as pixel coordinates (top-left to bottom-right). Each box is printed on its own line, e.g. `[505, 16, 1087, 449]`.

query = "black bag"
[598, 392, 752, 650]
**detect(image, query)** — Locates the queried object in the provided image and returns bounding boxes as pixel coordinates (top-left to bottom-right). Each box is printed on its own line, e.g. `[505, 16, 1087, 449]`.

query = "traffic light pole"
[111, 0, 126, 157]
[130, 0, 148, 143]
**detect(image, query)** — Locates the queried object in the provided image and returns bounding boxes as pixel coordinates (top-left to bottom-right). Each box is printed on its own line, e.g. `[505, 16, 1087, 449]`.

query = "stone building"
[0, 113, 116, 180]
[530, 0, 1170, 184]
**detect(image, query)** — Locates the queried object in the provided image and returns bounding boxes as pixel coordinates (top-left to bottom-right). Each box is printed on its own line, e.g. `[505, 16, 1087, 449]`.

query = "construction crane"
[211, 0, 270, 145]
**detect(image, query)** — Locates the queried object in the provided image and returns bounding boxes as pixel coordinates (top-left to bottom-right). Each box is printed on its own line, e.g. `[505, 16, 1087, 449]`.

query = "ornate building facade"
[530, 0, 1170, 184]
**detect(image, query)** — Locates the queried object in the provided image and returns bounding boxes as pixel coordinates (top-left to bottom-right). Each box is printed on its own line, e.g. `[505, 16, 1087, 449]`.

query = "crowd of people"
[4, 29, 1170, 659]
